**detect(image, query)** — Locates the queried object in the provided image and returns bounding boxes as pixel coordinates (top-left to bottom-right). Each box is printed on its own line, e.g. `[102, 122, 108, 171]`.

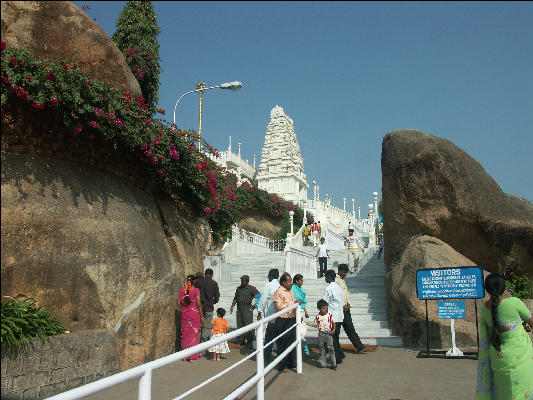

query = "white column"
[228, 135, 232, 151]
[289, 210, 294, 234]
[343, 198, 346, 211]
[238, 142, 241, 158]
[373, 192, 379, 218]
[352, 198, 355, 221]
[317, 185, 320, 201]
[358, 206, 361, 221]
[253, 154, 256, 169]
[312, 181, 316, 200]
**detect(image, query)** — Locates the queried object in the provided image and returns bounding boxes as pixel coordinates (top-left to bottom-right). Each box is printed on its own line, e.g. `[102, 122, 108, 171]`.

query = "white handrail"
[45, 304, 302, 400]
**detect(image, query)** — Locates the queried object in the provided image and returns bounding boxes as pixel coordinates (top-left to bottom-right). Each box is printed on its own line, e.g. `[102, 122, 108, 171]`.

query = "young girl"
[207, 308, 230, 361]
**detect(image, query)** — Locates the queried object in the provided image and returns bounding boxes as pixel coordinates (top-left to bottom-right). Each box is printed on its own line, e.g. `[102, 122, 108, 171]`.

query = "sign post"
[416, 266, 484, 359]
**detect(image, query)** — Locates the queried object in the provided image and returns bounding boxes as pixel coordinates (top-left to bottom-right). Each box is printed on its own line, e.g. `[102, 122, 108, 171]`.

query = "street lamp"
[173, 81, 242, 150]
[289, 210, 295, 235]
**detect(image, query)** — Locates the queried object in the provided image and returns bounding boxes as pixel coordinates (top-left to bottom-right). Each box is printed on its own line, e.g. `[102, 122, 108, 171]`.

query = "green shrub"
[505, 274, 533, 300]
[1, 295, 66, 352]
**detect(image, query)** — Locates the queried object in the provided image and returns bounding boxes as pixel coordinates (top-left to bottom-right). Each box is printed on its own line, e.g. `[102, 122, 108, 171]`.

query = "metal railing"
[45, 304, 302, 400]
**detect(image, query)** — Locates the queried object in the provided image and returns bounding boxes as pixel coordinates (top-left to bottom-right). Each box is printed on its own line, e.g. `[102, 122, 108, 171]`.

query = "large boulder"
[381, 130, 533, 278]
[0, 1, 141, 96]
[1, 152, 211, 368]
[385, 234, 491, 348]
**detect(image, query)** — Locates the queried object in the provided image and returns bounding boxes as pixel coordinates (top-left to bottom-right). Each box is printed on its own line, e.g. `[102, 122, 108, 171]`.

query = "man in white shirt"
[323, 269, 345, 364]
[336, 264, 367, 353]
[315, 237, 330, 278]
[257, 268, 280, 363]
[344, 224, 365, 273]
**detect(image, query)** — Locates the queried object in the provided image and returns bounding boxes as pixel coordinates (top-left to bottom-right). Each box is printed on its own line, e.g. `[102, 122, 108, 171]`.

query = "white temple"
[255, 105, 309, 203]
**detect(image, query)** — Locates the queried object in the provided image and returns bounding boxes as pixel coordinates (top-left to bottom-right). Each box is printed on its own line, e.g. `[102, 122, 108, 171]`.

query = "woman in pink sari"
[178, 275, 205, 362]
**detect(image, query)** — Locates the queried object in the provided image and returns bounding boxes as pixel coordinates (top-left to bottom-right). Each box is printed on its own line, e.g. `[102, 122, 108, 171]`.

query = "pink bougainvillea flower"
[158, 169, 166, 174]
[144, 150, 152, 157]
[204, 207, 211, 214]
[114, 119, 125, 127]
[84, 81, 91, 87]
[94, 107, 102, 115]
[88, 121, 99, 128]
[24, 76, 32, 81]
[50, 98, 58, 107]
[88, 134, 96, 140]
[141, 143, 148, 150]
[2, 76, 9, 84]
[62, 64, 69, 71]
[1, 41, 6, 51]
[47, 73, 56, 81]
[75, 123, 83, 133]
[151, 157, 159, 165]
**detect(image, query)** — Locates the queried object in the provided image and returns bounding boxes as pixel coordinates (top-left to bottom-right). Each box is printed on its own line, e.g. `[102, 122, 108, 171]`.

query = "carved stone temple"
[255, 105, 309, 202]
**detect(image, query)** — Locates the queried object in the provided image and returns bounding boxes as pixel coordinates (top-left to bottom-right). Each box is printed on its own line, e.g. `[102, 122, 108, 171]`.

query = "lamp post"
[373, 192, 379, 217]
[173, 81, 242, 150]
[352, 198, 355, 221]
[343, 197, 346, 212]
[289, 210, 295, 235]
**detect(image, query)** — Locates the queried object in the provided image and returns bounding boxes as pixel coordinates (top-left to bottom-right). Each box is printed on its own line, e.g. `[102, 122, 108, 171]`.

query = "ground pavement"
[84, 344, 478, 400]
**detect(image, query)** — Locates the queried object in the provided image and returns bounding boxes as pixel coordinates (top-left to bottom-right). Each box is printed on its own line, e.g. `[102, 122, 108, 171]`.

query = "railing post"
[138, 367, 152, 400]
[256, 322, 265, 400]
[295, 306, 302, 374]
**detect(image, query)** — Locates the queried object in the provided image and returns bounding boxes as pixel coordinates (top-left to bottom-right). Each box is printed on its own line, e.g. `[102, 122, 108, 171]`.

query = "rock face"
[385, 234, 491, 347]
[381, 130, 533, 278]
[1, 152, 211, 369]
[1, 1, 141, 96]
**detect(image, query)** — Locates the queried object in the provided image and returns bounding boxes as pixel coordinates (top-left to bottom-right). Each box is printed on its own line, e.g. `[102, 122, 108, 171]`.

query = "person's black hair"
[293, 274, 303, 284]
[195, 271, 204, 279]
[279, 272, 291, 285]
[205, 268, 214, 276]
[325, 269, 336, 280]
[317, 299, 328, 309]
[485, 273, 506, 352]
[240, 275, 249, 283]
[183, 275, 196, 305]
[338, 264, 349, 272]
[216, 307, 226, 317]
[269, 269, 280, 279]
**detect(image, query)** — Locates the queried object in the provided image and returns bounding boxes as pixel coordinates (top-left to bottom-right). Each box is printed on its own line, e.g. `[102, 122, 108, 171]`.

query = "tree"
[112, 1, 161, 115]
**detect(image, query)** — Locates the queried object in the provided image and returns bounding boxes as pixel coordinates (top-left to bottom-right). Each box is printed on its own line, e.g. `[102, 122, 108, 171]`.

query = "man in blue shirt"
[257, 268, 280, 362]
[323, 269, 345, 364]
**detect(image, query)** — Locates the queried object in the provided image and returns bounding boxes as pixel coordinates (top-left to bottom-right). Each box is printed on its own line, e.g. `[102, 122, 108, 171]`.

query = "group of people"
[177, 263, 368, 372]
[303, 221, 322, 246]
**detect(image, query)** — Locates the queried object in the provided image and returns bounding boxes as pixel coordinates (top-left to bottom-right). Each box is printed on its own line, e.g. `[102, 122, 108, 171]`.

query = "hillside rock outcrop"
[1, 152, 211, 368]
[381, 130, 533, 277]
[385, 234, 491, 347]
[1, 1, 141, 96]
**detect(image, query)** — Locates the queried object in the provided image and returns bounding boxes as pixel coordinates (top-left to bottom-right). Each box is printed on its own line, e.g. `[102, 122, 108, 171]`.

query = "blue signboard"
[438, 301, 466, 319]
[416, 266, 485, 300]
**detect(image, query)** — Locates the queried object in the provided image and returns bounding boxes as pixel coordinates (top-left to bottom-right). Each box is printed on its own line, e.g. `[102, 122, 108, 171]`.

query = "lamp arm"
[173, 85, 221, 126]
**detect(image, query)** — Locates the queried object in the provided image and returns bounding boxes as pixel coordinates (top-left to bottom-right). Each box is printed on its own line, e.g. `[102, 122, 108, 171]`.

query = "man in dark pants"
[315, 237, 330, 277]
[336, 264, 368, 353]
[257, 269, 280, 363]
[195, 268, 220, 357]
[230, 275, 260, 346]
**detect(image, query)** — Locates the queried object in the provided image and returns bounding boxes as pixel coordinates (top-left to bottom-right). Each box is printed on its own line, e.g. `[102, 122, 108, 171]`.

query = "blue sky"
[74, 1, 533, 207]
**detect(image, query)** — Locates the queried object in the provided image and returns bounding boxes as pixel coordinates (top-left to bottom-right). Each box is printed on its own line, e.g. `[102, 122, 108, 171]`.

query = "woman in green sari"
[476, 273, 533, 400]
[292, 274, 310, 356]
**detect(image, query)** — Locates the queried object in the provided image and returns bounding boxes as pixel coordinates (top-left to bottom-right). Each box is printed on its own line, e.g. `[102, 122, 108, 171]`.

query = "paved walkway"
[85, 345, 478, 400]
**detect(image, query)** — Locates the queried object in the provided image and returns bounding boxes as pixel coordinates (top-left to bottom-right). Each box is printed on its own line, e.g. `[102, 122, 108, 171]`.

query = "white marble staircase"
[213, 248, 402, 347]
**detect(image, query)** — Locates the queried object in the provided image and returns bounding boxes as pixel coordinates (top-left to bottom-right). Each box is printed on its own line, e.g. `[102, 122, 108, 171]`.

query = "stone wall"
[1, 331, 119, 400]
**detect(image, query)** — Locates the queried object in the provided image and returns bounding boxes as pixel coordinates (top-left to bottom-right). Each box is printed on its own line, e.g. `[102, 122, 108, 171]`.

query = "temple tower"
[256, 105, 309, 202]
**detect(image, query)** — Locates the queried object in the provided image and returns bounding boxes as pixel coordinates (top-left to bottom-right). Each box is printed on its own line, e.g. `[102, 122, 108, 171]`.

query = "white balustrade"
[284, 246, 316, 279]
[324, 228, 345, 250]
